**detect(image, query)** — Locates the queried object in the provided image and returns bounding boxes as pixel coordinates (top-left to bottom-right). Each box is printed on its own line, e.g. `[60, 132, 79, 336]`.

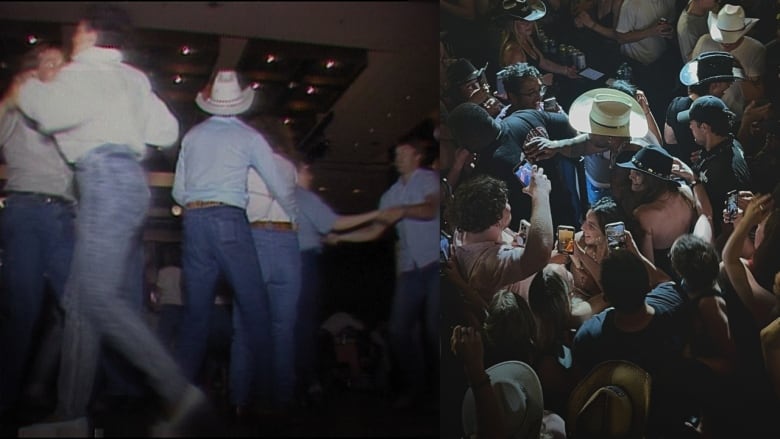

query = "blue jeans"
[175, 206, 272, 406]
[232, 228, 301, 407]
[0, 193, 75, 412]
[388, 261, 439, 391]
[56, 144, 188, 418]
[296, 249, 322, 391]
[586, 179, 613, 207]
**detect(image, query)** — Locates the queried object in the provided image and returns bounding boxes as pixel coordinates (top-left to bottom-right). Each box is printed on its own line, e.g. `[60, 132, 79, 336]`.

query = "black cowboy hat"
[679, 51, 745, 86]
[494, 0, 547, 22]
[617, 144, 681, 185]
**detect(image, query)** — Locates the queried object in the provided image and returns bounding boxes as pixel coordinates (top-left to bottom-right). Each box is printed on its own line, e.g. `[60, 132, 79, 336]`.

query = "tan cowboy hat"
[568, 88, 648, 138]
[567, 360, 652, 439]
[196, 70, 255, 116]
[708, 5, 759, 44]
[462, 361, 544, 439]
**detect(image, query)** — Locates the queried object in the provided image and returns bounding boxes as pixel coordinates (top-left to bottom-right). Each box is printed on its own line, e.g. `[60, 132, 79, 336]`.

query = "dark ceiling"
[0, 1, 439, 241]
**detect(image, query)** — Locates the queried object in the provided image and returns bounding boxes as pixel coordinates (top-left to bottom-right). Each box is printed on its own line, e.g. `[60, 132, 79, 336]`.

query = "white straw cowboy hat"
[462, 361, 544, 439]
[567, 360, 652, 439]
[196, 70, 255, 116]
[568, 88, 648, 138]
[707, 5, 759, 44]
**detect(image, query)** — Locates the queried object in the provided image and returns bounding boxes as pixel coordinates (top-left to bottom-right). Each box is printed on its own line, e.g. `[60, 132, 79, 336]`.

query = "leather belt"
[185, 201, 227, 209]
[251, 220, 297, 231]
[8, 191, 73, 205]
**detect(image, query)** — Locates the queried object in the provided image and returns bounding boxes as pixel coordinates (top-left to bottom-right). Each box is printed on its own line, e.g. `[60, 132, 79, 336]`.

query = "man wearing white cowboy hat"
[172, 69, 297, 412]
[525, 88, 649, 207]
[691, 4, 765, 117]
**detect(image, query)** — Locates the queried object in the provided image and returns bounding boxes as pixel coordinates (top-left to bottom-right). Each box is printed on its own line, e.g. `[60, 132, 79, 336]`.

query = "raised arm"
[722, 193, 775, 326]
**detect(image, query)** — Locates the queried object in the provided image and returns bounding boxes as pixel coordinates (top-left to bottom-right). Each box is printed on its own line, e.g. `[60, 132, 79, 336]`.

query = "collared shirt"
[246, 153, 298, 223]
[0, 109, 75, 200]
[694, 136, 751, 236]
[379, 167, 439, 271]
[17, 46, 179, 162]
[295, 186, 338, 252]
[173, 116, 296, 214]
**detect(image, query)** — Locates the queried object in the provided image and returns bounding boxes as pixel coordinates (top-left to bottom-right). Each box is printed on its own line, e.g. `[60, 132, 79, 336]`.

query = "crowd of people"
[0, 3, 440, 437]
[442, 0, 780, 437]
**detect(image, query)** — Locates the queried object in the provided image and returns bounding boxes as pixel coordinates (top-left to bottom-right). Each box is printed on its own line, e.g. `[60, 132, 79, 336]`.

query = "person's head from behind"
[19, 43, 65, 83]
[73, 4, 132, 54]
[483, 289, 537, 366]
[447, 103, 502, 154]
[449, 175, 510, 233]
[498, 62, 544, 110]
[601, 250, 649, 313]
[528, 264, 572, 348]
[581, 196, 623, 247]
[670, 234, 719, 292]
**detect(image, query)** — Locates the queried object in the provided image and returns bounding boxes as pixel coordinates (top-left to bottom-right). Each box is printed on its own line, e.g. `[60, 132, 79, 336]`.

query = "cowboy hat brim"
[462, 361, 544, 439]
[616, 158, 682, 186]
[567, 360, 652, 439]
[679, 58, 745, 86]
[568, 88, 648, 138]
[196, 87, 255, 116]
[456, 64, 488, 86]
[497, 0, 547, 22]
[708, 11, 759, 44]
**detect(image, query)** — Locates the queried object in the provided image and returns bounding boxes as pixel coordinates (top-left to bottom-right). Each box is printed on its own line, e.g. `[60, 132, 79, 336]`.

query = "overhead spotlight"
[325, 59, 337, 69]
[266, 54, 276, 63]
[27, 35, 38, 45]
[173, 74, 184, 84]
[306, 86, 316, 95]
[180, 45, 192, 56]
[288, 81, 298, 89]
[283, 117, 292, 125]
[250, 82, 261, 90]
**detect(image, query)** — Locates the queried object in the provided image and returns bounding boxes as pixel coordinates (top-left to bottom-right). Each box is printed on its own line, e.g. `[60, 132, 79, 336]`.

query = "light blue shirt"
[0, 109, 75, 200]
[295, 186, 338, 252]
[18, 46, 178, 162]
[380, 168, 440, 271]
[173, 116, 296, 215]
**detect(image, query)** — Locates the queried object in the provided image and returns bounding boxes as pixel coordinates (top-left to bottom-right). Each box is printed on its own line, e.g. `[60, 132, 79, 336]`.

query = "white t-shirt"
[676, 2, 709, 61]
[616, 0, 677, 65]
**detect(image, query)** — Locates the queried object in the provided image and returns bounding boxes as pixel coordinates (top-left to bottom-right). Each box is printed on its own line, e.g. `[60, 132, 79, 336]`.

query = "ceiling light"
[27, 35, 38, 45]
[283, 117, 292, 125]
[251, 82, 261, 90]
[180, 45, 192, 56]
[266, 54, 277, 63]
[173, 74, 183, 84]
[288, 82, 298, 89]
[325, 59, 337, 69]
[306, 86, 316, 95]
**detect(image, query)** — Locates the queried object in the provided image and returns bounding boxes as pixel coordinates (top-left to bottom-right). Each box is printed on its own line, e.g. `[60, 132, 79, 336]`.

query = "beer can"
[575, 52, 587, 70]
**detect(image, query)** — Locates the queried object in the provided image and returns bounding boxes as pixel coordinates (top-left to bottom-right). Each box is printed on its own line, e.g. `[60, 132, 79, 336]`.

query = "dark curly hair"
[498, 62, 542, 98]
[448, 175, 508, 233]
[670, 234, 719, 291]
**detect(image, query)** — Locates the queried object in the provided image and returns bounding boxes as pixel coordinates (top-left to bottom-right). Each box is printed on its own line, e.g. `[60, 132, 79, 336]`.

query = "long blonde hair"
[499, 19, 542, 67]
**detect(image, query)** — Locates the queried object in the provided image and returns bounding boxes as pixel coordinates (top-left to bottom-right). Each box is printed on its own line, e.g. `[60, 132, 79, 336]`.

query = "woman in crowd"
[552, 196, 623, 320]
[616, 144, 696, 277]
[495, 0, 578, 78]
[527, 264, 582, 416]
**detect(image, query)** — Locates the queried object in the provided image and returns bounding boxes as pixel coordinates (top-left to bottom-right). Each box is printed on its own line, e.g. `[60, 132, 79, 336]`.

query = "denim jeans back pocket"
[216, 217, 239, 244]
